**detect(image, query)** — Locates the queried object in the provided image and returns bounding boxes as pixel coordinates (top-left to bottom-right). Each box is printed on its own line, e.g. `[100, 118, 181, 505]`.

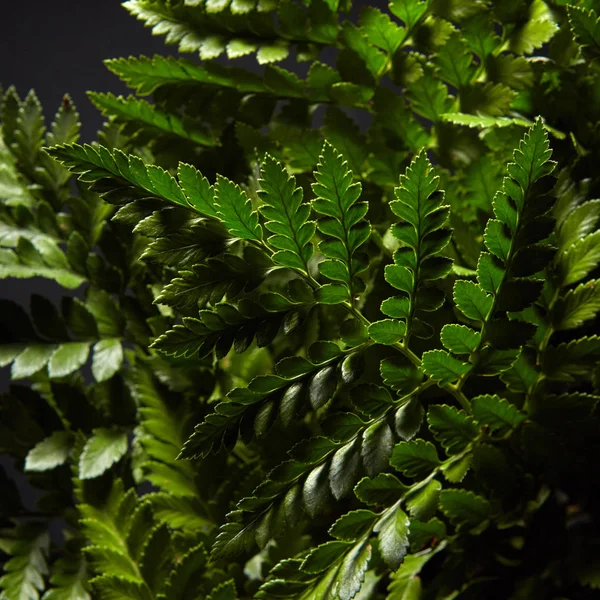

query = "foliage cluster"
[1, 0, 600, 598]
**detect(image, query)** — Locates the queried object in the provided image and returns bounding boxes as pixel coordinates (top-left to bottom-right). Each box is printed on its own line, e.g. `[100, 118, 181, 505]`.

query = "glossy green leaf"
[25, 431, 71, 472]
[79, 428, 129, 479]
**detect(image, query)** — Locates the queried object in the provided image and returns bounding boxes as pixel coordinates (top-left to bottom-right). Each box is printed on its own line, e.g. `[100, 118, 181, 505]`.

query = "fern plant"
[2, 0, 600, 599]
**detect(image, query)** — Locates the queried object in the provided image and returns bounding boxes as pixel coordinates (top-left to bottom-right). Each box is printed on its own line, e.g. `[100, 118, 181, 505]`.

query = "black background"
[1, 0, 179, 142]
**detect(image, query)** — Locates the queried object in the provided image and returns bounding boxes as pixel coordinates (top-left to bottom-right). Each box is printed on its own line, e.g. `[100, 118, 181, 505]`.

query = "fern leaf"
[206, 579, 237, 600]
[151, 294, 309, 359]
[214, 175, 263, 242]
[341, 22, 387, 78]
[258, 155, 315, 273]
[380, 150, 452, 346]
[552, 280, 600, 330]
[435, 33, 476, 89]
[79, 428, 129, 479]
[209, 381, 430, 561]
[88, 92, 217, 147]
[46, 143, 190, 209]
[13, 90, 46, 174]
[509, 0, 558, 55]
[407, 69, 453, 122]
[312, 141, 370, 304]
[388, 0, 428, 32]
[123, 0, 299, 64]
[43, 554, 91, 600]
[439, 489, 491, 531]
[558, 230, 600, 287]
[0, 523, 49, 600]
[568, 5, 600, 59]
[359, 6, 405, 54]
[154, 253, 265, 312]
[179, 343, 346, 459]
[177, 162, 218, 218]
[543, 335, 600, 382]
[424, 119, 556, 384]
[0, 239, 85, 290]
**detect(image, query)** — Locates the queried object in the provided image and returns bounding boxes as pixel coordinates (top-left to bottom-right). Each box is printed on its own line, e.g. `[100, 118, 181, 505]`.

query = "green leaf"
[374, 506, 410, 570]
[0, 244, 85, 290]
[368, 319, 406, 345]
[441, 113, 530, 130]
[557, 199, 600, 252]
[214, 175, 263, 242]
[553, 280, 600, 330]
[0, 524, 49, 600]
[471, 395, 525, 433]
[341, 22, 387, 78]
[163, 544, 207, 600]
[394, 398, 425, 441]
[79, 428, 129, 479]
[47, 143, 190, 209]
[390, 439, 441, 478]
[43, 555, 91, 600]
[47, 342, 91, 378]
[258, 155, 315, 273]
[301, 540, 351, 575]
[354, 473, 408, 507]
[509, 0, 558, 55]
[11, 345, 55, 379]
[177, 162, 218, 218]
[427, 405, 477, 455]
[88, 92, 217, 147]
[559, 230, 600, 286]
[440, 324, 480, 354]
[386, 150, 452, 343]
[406, 480, 441, 521]
[92, 339, 124, 382]
[435, 33, 476, 88]
[329, 510, 378, 541]
[568, 5, 600, 58]
[207, 579, 238, 600]
[439, 489, 492, 530]
[330, 440, 361, 500]
[361, 421, 394, 477]
[442, 453, 472, 484]
[389, 0, 428, 31]
[309, 365, 338, 410]
[407, 71, 453, 122]
[421, 350, 471, 385]
[387, 552, 431, 599]
[314, 283, 350, 305]
[360, 6, 405, 54]
[25, 431, 71, 472]
[453, 280, 492, 322]
[312, 142, 370, 299]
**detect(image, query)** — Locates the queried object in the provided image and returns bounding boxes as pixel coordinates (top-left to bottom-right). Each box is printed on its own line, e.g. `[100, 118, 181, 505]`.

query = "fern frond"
[179, 341, 353, 459]
[154, 252, 265, 312]
[123, 0, 335, 64]
[423, 119, 557, 386]
[312, 142, 371, 305]
[46, 143, 190, 209]
[151, 292, 311, 359]
[258, 154, 315, 274]
[375, 150, 452, 347]
[210, 379, 432, 561]
[0, 523, 49, 600]
[88, 93, 218, 147]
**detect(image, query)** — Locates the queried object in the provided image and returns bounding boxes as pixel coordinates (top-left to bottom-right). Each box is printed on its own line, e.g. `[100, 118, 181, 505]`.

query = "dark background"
[1, 0, 179, 142]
